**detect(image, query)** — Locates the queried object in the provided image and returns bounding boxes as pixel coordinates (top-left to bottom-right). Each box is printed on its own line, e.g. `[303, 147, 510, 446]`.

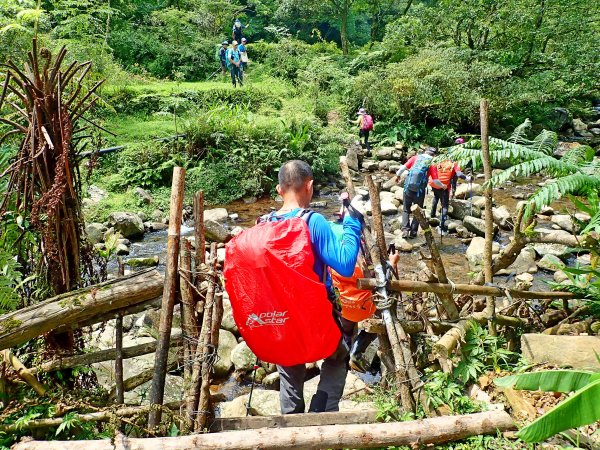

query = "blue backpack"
[405, 154, 431, 194]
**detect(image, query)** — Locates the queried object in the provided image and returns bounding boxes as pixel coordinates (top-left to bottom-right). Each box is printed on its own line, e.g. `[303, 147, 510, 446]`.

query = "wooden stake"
[410, 206, 459, 319]
[115, 257, 125, 405]
[148, 167, 186, 429]
[180, 239, 197, 381]
[480, 99, 496, 335]
[194, 191, 206, 270]
[196, 243, 219, 432]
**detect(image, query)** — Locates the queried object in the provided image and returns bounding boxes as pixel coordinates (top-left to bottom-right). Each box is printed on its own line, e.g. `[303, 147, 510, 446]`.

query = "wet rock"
[144, 221, 169, 232]
[466, 237, 499, 271]
[134, 187, 153, 204]
[220, 390, 280, 417]
[497, 247, 537, 275]
[394, 236, 413, 253]
[221, 295, 239, 335]
[346, 146, 360, 171]
[86, 223, 106, 244]
[456, 225, 473, 239]
[362, 160, 378, 171]
[463, 216, 497, 237]
[551, 214, 575, 233]
[204, 208, 229, 222]
[492, 206, 513, 230]
[205, 220, 230, 243]
[539, 206, 555, 216]
[537, 254, 563, 272]
[454, 182, 483, 199]
[108, 212, 145, 239]
[214, 329, 237, 378]
[231, 341, 256, 372]
[521, 334, 600, 370]
[229, 213, 239, 221]
[115, 244, 130, 256]
[152, 209, 165, 222]
[262, 372, 280, 390]
[449, 199, 481, 220]
[553, 270, 569, 283]
[126, 256, 159, 268]
[532, 243, 571, 259]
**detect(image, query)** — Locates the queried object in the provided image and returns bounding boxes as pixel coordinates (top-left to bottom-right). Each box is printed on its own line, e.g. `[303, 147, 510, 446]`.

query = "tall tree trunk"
[340, 0, 350, 55]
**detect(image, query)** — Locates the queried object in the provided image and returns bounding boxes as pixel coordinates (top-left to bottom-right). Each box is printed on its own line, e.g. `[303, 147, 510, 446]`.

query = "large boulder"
[532, 243, 571, 259]
[262, 372, 281, 390]
[204, 208, 229, 222]
[362, 160, 378, 171]
[497, 247, 537, 275]
[572, 118, 588, 134]
[463, 216, 498, 237]
[219, 390, 281, 417]
[221, 295, 239, 335]
[214, 329, 237, 378]
[205, 220, 230, 243]
[466, 237, 500, 272]
[537, 254, 563, 272]
[346, 146, 360, 171]
[107, 212, 145, 239]
[492, 206, 513, 230]
[449, 199, 481, 220]
[453, 182, 483, 200]
[85, 223, 106, 244]
[133, 187, 153, 204]
[521, 334, 600, 370]
[231, 341, 256, 371]
[375, 147, 395, 160]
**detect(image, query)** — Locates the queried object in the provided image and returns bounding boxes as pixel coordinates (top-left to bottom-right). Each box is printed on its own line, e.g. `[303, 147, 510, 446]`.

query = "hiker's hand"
[394, 175, 401, 184]
[347, 197, 365, 221]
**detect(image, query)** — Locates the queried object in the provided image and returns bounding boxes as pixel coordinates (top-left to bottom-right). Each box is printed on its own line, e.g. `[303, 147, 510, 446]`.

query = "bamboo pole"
[0, 269, 164, 351]
[364, 174, 416, 413]
[356, 278, 578, 300]
[196, 242, 219, 432]
[194, 191, 206, 269]
[480, 99, 496, 336]
[12, 410, 515, 450]
[115, 258, 125, 405]
[148, 167, 185, 429]
[1, 350, 46, 396]
[410, 206, 459, 319]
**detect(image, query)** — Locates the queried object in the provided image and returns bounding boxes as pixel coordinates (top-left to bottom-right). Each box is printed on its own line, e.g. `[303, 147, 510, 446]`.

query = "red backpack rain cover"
[223, 215, 341, 366]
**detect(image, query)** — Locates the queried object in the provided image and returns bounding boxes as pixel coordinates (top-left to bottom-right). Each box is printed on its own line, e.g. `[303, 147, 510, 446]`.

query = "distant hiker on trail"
[352, 108, 373, 156]
[329, 222, 400, 373]
[238, 38, 249, 71]
[219, 41, 229, 75]
[224, 160, 364, 415]
[395, 147, 445, 239]
[429, 156, 472, 236]
[232, 18, 248, 43]
[226, 41, 243, 88]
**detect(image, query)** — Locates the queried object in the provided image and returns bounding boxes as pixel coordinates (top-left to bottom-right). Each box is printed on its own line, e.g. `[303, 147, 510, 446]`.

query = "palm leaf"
[516, 378, 600, 443]
[494, 370, 596, 393]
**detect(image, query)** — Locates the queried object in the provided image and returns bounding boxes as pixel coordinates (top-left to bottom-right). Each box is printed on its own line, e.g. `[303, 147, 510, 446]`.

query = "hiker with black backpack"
[218, 41, 228, 75]
[224, 160, 365, 414]
[395, 147, 445, 239]
[353, 108, 373, 156]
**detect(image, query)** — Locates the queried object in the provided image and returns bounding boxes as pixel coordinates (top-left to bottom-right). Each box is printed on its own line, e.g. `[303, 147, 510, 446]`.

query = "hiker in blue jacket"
[226, 41, 243, 88]
[271, 160, 363, 414]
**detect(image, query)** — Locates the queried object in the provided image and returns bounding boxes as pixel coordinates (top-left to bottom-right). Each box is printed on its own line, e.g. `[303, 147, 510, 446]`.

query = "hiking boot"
[401, 230, 410, 239]
[349, 354, 370, 374]
[409, 231, 418, 239]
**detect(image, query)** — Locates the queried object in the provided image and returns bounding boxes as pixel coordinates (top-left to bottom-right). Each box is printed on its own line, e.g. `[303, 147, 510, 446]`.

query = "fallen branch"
[1, 350, 46, 396]
[0, 269, 164, 351]
[12, 410, 515, 450]
[357, 279, 577, 300]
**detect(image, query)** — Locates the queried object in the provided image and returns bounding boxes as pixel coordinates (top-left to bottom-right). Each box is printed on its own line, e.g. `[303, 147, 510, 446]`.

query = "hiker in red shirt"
[429, 158, 472, 235]
[394, 147, 445, 238]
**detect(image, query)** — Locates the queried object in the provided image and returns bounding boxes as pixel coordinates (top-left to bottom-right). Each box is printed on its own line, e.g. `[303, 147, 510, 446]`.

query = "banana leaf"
[516, 378, 600, 442]
[494, 370, 597, 393]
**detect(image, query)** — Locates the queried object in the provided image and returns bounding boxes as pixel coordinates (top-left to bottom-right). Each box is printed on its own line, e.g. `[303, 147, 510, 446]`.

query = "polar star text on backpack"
[361, 114, 374, 131]
[223, 210, 341, 366]
[405, 154, 432, 194]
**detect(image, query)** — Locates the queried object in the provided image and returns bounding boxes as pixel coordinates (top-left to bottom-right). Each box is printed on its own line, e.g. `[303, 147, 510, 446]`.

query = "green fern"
[0, 247, 21, 313]
[447, 120, 600, 218]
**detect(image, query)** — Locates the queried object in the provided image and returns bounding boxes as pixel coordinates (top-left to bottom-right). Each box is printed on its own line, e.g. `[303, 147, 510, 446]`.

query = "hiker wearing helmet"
[232, 18, 248, 43]
[238, 38, 249, 71]
[219, 41, 229, 75]
[352, 108, 374, 156]
[395, 147, 445, 239]
[226, 40, 243, 87]
[429, 156, 472, 236]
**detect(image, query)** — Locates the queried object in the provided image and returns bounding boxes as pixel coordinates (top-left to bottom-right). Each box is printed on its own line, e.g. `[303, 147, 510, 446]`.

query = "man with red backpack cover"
[224, 160, 364, 414]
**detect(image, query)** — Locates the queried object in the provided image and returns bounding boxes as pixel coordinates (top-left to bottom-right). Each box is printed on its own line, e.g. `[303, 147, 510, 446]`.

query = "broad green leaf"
[494, 370, 594, 393]
[516, 378, 600, 443]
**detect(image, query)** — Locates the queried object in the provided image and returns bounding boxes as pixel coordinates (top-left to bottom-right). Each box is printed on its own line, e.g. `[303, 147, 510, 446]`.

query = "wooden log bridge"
[357, 278, 578, 300]
[12, 410, 515, 450]
[0, 269, 164, 351]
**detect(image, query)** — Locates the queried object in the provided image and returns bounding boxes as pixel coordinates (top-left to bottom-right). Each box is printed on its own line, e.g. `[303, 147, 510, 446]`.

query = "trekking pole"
[206, 67, 220, 81]
[246, 357, 260, 416]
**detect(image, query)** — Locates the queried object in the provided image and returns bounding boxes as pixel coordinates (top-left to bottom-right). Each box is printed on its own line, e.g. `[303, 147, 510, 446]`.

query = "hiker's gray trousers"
[277, 335, 350, 414]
